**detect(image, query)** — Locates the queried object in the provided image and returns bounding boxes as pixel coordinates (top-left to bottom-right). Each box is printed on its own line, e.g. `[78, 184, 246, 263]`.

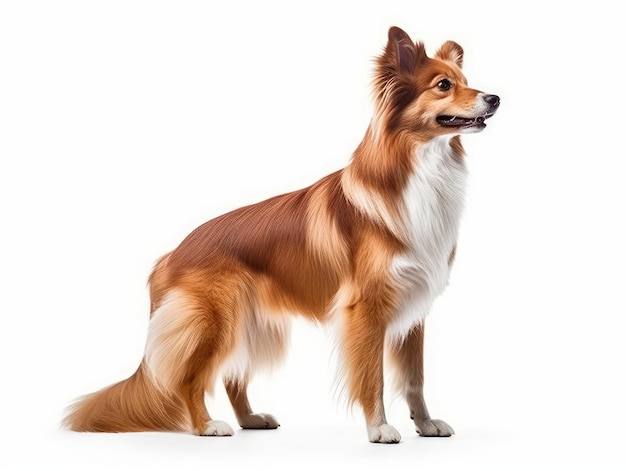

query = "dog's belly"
[219, 306, 291, 381]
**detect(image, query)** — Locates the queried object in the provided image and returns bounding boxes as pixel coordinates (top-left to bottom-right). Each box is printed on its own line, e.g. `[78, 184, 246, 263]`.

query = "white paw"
[368, 424, 401, 444]
[200, 420, 235, 437]
[415, 418, 454, 437]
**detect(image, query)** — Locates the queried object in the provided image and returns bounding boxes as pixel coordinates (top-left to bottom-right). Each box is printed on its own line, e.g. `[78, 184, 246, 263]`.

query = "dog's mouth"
[436, 113, 496, 129]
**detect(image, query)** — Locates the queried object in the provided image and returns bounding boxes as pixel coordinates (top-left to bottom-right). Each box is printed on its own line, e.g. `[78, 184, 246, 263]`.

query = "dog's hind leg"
[224, 378, 280, 429]
[221, 303, 290, 430]
[388, 322, 454, 437]
[145, 282, 247, 437]
[179, 363, 234, 436]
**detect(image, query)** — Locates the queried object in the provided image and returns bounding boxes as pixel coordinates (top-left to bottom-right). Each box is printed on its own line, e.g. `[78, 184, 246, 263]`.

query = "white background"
[1, 0, 625, 469]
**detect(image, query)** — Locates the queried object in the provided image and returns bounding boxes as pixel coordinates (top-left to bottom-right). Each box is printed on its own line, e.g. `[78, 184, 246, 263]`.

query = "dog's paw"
[368, 424, 402, 444]
[239, 413, 280, 429]
[415, 418, 454, 437]
[199, 420, 235, 437]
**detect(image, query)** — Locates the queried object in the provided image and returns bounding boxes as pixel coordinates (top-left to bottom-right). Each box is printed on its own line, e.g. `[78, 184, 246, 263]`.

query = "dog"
[64, 26, 499, 443]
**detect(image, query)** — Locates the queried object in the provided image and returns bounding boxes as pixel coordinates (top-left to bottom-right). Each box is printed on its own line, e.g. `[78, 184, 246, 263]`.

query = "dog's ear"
[384, 26, 426, 75]
[435, 41, 464, 69]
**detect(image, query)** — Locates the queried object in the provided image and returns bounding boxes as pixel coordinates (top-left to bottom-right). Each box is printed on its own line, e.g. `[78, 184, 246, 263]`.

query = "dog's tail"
[63, 362, 189, 432]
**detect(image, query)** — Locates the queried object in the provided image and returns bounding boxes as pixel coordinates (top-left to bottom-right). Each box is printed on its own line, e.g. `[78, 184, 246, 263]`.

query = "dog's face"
[410, 47, 499, 135]
[375, 27, 499, 138]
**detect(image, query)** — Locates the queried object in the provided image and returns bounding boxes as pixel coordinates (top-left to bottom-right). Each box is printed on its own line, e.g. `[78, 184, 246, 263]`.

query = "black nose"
[483, 94, 500, 109]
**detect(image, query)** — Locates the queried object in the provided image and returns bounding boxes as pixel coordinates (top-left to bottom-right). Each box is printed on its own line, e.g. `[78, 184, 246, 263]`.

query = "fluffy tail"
[63, 362, 189, 432]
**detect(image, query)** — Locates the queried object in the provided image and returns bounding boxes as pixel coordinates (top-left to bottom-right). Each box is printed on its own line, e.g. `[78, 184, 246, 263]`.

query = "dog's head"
[374, 27, 499, 139]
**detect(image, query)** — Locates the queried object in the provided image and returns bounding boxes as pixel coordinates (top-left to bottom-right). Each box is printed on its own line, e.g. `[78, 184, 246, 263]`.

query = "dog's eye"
[437, 79, 452, 91]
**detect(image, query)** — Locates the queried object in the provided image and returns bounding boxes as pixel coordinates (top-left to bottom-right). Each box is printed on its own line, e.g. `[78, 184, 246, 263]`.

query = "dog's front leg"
[343, 301, 401, 444]
[389, 323, 454, 437]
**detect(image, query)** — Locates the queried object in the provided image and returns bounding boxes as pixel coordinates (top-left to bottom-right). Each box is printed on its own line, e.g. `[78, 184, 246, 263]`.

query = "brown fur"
[65, 363, 188, 432]
[64, 26, 498, 442]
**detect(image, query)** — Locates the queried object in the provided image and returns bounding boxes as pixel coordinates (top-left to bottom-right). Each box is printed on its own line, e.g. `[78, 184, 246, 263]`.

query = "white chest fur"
[386, 137, 467, 343]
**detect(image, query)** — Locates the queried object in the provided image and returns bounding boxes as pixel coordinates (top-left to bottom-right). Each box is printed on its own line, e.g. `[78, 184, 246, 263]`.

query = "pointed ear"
[384, 26, 426, 75]
[435, 41, 464, 68]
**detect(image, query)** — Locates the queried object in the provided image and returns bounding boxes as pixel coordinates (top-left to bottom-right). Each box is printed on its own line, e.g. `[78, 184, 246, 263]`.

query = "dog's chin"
[436, 114, 493, 134]
[458, 123, 486, 134]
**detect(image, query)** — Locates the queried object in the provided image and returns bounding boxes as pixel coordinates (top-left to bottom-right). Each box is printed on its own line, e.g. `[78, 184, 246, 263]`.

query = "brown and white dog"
[64, 26, 499, 443]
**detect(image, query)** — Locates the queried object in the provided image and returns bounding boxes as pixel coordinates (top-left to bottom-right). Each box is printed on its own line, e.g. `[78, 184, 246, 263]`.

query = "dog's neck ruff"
[404, 136, 467, 250]
[387, 136, 467, 341]
[343, 135, 467, 246]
